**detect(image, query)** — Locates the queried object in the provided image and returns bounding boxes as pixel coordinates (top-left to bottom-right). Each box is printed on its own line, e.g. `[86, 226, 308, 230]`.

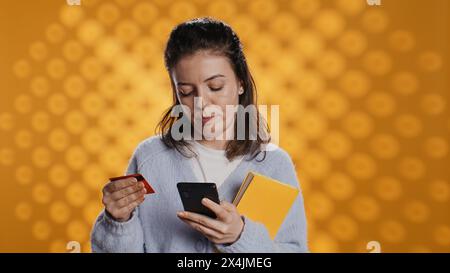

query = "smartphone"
[177, 182, 220, 218]
[109, 173, 155, 194]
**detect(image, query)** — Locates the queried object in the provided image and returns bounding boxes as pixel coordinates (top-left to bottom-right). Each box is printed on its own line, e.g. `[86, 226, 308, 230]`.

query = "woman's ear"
[238, 82, 244, 95]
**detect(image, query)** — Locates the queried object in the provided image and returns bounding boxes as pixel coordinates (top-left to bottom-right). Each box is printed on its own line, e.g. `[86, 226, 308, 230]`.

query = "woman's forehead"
[172, 51, 235, 83]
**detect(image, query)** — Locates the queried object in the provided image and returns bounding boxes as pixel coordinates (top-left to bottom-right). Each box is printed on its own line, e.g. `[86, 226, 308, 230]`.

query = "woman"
[91, 17, 308, 253]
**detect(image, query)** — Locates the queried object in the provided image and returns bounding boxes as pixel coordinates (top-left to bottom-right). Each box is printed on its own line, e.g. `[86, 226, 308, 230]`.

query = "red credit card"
[109, 173, 155, 194]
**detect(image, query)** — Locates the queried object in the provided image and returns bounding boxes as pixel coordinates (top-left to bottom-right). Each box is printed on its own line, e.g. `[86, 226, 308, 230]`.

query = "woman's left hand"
[177, 198, 244, 244]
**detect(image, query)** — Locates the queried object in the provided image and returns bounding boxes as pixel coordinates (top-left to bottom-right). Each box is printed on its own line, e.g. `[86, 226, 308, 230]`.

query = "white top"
[188, 141, 244, 188]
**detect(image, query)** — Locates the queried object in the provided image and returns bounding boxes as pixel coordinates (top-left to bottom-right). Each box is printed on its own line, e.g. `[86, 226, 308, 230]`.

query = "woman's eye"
[209, 86, 223, 91]
[178, 89, 193, 97]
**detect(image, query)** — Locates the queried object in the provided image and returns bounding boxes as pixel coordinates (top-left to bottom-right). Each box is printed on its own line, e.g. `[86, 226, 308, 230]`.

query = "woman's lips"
[202, 116, 214, 125]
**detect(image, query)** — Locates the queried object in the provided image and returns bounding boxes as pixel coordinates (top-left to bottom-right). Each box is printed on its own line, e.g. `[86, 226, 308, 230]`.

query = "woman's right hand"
[102, 177, 146, 222]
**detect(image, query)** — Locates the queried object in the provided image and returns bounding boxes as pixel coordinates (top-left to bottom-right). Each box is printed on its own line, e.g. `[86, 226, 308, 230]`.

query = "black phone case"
[177, 182, 220, 218]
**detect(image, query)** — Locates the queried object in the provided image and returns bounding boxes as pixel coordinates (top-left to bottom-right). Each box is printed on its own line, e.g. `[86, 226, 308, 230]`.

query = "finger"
[179, 218, 222, 240]
[103, 181, 143, 204]
[118, 196, 145, 215]
[177, 211, 227, 234]
[110, 182, 144, 201]
[220, 201, 237, 212]
[105, 177, 138, 193]
[202, 198, 230, 221]
[116, 188, 146, 208]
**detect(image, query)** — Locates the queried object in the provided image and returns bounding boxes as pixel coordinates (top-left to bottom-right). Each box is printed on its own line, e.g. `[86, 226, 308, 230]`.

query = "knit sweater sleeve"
[215, 149, 309, 253]
[90, 146, 145, 253]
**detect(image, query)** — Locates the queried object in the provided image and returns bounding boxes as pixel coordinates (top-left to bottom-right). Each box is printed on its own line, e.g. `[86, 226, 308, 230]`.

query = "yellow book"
[232, 171, 299, 240]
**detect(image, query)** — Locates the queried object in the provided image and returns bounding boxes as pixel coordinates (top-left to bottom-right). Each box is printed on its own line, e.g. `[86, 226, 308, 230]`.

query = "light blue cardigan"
[90, 136, 308, 253]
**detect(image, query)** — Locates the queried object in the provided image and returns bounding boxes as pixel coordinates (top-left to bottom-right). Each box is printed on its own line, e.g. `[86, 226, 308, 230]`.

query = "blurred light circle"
[398, 157, 426, 181]
[342, 111, 374, 139]
[428, 180, 449, 202]
[48, 128, 70, 152]
[12, 59, 31, 78]
[315, 50, 346, 79]
[50, 201, 71, 224]
[307, 191, 334, 220]
[323, 172, 355, 201]
[15, 129, 33, 149]
[351, 195, 379, 222]
[65, 146, 89, 170]
[64, 110, 88, 134]
[32, 183, 52, 204]
[46, 58, 67, 79]
[32, 146, 52, 168]
[336, 0, 365, 16]
[30, 76, 50, 97]
[63, 40, 85, 62]
[379, 220, 405, 243]
[66, 220, 89, 242]
[420, 94, 446, 116]
[346, 153, 377, 180]
[32, 220, 51, 240]
[29, 42, 48, 61]
[46, 23, 66, 44]
[15, 202, 33, 221]
[77, 19, 104, 45]
[370, 134, 399, 159]
[391, 71, 419, 95]
[424, 137, 448, 159]
[337, 29, 367, 57]
[318, 90, 349, 119]
[63, 75, 86, 98]
[361, 9, 389, 33]
[434, 225, 450, 246]
[313, 9, 345, 39]
[374, 176, 402, 201]
[339, 70, 370, 98]
[389, 30, 415, 52]
[14, 94, 33, 114]
[49, 164, 70, 188]
[394, 114, 422, 138]
[97, 2, 121, 26]
[132, 2, 157, 25]
[363, 50, 392, 76]
[66, 182, 90, 207]
[329, 214, 358, 241]
[59, 5, 84, 27]
[404, 200, 429, 223]
[418, 51, 443, 72]
[291, 0, 321, 19]
[366, 91, 396, 117]
[0, 112, 14, 131]
[15, 165, 33, 185]
[320, 130, 352, 160]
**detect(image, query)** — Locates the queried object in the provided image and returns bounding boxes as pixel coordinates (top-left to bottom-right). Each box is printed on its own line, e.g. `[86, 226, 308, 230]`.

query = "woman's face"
[171, 50, 242, 139]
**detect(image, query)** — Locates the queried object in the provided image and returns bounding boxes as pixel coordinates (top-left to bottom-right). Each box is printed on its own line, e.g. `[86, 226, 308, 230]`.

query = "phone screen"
[177, 182, 220, 218]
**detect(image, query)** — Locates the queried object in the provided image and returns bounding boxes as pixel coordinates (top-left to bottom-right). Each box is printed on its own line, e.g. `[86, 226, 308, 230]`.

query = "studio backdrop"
[0, 0, 448, 252]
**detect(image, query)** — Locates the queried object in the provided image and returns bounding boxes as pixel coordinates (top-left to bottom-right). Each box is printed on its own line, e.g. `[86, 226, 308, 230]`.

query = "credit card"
[109, 173, 155, 194]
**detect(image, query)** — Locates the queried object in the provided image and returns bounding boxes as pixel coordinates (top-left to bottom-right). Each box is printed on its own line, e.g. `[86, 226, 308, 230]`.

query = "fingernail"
[202, 198, 209, 203]
[132, 178, 137, 182]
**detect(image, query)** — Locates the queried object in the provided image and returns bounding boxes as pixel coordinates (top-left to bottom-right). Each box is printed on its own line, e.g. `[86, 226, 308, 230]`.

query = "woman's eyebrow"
[176, 82, 192, 86]
[176, 74, 225, 86]
[204, 74, 225, 82]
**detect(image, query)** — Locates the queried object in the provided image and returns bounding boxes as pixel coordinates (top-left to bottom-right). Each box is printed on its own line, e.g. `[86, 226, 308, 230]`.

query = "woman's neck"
[196, 139, 228, 150]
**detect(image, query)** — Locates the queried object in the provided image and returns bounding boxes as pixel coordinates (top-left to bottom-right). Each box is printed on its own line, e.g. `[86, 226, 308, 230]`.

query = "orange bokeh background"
[0, 0, 449, 252]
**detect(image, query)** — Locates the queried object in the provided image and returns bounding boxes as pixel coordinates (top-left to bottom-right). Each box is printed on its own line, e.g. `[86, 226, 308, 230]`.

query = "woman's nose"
[196, 88, 212, 107]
